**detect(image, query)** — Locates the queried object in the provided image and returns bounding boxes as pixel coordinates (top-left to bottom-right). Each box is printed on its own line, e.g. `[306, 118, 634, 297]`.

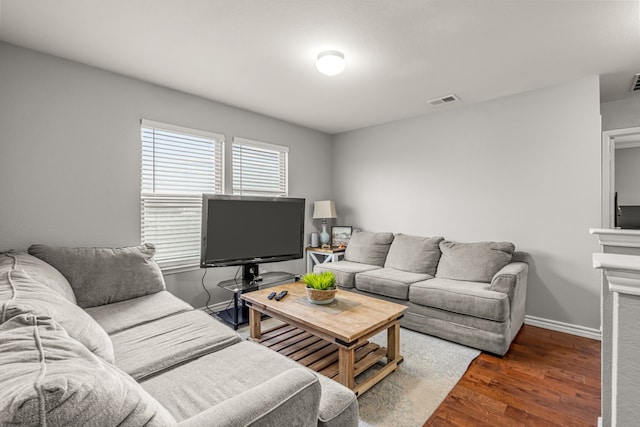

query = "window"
[141, 120, 224, 270]
[232, 137, 288, 197]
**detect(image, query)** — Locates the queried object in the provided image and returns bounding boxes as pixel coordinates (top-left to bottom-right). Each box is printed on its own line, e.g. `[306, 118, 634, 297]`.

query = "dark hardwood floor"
[424, 325, 601, 427]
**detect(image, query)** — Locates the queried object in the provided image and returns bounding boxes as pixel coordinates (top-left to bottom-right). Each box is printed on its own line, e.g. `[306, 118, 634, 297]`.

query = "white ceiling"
[1, 0, 639, 134]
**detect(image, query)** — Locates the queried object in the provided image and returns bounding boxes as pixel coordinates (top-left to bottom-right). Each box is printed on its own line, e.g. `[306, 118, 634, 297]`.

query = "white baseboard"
[524, 315, 601, 341]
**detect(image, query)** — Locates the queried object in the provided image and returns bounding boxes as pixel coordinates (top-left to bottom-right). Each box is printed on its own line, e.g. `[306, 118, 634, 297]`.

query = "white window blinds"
[141, 120, 224, 269]
[232, 137, 288, 197]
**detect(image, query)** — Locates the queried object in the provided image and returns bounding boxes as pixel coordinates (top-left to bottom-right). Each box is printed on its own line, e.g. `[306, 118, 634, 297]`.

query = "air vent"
[631, 74, 640, 92]
[427, 94, 460, 106]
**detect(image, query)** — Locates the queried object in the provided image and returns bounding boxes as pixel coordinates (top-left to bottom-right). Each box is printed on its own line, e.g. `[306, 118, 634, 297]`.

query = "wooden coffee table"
[241, 282, 407, 396]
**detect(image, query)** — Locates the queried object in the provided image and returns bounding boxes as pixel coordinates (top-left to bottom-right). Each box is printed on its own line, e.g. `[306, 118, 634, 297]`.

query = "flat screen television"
[201, 195, 305, 279]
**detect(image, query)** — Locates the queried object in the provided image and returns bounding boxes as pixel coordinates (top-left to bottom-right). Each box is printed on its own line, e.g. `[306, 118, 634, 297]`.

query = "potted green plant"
[301, 271, 337, 305]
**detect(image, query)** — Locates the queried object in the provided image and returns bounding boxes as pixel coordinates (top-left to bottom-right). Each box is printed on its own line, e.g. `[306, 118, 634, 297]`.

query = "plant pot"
[306, 287, 337, 305]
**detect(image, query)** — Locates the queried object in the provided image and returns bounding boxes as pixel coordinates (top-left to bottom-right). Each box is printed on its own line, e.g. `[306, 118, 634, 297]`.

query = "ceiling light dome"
[316, 50, 345, 76]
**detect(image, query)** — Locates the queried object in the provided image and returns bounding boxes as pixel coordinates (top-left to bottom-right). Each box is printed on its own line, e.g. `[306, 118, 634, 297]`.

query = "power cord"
[201, 266, 243, 316]
[201, 268, 212, 313]
[222, 266, 243, 312]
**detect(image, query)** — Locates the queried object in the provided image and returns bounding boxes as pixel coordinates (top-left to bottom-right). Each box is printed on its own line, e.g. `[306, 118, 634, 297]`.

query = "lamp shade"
[313, 200, 337, 219]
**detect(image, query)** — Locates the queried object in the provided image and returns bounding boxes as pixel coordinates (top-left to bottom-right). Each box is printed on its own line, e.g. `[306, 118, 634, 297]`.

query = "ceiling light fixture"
[316, 50, 345, 76]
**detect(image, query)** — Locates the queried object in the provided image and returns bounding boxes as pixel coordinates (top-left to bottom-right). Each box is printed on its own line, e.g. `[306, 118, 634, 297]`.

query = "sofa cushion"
[1, 252, 76, 303]
[405, 302, 508, 335]
[28, 243, 166, 308]
[86, 290, 193, 334]
[0, 313, 175, 426]
[435, 241, 515, 283]
[403, 305, 511, 356]
[355, 268, 431, 300]
[344, 231, 394, 267]
[141, 341, 358, 427]
[0, 267, 115, 363]
[408, 278, 510, 322]
[177, 369, 321, 427]
[314, 261, 380, 288]
[111, 309, 241, 380]
[384, 234, 444, 275]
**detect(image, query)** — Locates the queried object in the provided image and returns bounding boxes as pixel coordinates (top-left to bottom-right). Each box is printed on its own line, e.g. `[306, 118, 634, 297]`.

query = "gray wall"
[331, 76, 603, 330]
[601, 96, 640, 131]
[0, 42, 332, 307]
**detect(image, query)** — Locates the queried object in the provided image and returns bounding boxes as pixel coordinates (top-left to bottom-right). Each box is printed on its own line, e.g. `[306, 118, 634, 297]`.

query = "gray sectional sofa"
[314, 231, 528, 355]
[0, 244, 358, 426]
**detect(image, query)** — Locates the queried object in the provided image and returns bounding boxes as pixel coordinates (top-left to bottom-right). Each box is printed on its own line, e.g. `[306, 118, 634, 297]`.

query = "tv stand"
[216, 271, 298, 329]
[242, 263, 261, 282]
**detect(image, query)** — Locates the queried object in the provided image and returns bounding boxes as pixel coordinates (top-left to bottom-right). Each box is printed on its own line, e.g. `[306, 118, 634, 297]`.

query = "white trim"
[590, 228, 640, 248]
[593, 253, 640, 275]
[608, 282, 640, 297]
[141, 118, 225, 141]
[616, 140, 640, 150]
[524, 315, 602, 340]
[221, 138, 226, 193]
[606, 272, 640, 296]
[233, 136, 290, 153]
[602, 130, 614, 228]
[593, 253, 640, 297]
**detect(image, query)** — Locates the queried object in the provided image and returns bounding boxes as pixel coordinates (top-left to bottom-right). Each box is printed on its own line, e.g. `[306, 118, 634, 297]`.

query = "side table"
[306, 246, 346, 273]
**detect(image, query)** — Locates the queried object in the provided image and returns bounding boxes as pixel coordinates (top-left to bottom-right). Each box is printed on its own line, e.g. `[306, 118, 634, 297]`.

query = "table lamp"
[313, 200, 337, 246]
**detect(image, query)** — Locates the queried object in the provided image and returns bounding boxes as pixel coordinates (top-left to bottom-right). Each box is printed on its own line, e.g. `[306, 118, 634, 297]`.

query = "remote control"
[274, 290, 288, 301]
[267, 291, 276, 300]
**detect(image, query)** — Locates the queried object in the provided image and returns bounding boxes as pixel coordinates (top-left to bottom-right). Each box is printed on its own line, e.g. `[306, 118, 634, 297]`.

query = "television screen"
[201, 195, 305, 268]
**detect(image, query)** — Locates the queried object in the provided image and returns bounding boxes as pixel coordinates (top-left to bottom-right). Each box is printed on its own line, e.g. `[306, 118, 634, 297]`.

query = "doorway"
[601, 126, 640, 228]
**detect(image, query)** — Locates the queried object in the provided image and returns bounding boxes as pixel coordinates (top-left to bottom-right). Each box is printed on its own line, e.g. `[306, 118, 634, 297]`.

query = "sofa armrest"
[490, 262, 528, 297]
[491, 262, 528, 337]
[177, 368, 320, 427]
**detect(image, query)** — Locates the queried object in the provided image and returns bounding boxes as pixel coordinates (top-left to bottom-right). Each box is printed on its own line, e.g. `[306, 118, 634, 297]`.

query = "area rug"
[357, 327, 480, 426]
[238, 320, 480, 427]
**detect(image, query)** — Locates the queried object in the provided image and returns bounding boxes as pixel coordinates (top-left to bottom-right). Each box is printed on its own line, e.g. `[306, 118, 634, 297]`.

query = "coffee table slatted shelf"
[257, 323, 389, 385]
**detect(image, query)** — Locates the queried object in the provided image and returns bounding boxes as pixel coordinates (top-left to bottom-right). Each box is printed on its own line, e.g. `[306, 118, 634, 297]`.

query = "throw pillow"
[0, 313, 175, 426]
[0, 252, 77, 303]
[28, 244, 166, 308]
[384, 234, 444, 275]
[436, 241, 515, 283]
[344, 231, 394, 267]
[0, 267, 115, 363]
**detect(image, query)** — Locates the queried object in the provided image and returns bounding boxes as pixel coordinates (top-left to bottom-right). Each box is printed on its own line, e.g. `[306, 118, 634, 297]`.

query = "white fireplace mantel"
[590, 228, 640, 249]
[593, 253, 640, 296]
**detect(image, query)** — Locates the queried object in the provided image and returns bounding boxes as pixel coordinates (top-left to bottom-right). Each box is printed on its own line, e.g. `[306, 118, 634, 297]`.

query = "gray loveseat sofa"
[0, 244, 358, 426]
[314, 232, 528, 356]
